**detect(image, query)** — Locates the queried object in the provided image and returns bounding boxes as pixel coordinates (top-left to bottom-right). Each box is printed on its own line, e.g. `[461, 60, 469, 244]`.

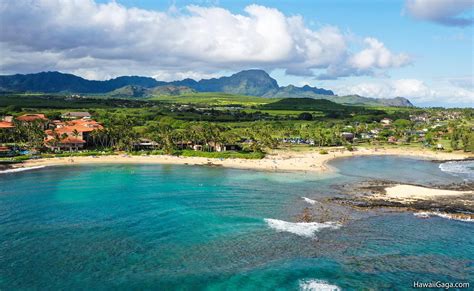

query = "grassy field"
[149, 92, 277, 106]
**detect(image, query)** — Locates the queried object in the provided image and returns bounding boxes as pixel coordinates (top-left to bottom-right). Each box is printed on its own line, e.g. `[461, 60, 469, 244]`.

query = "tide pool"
[0, 157, 472, 289]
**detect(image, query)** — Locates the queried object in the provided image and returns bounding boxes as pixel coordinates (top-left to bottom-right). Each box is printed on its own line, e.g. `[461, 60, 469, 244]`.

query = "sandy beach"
[383, 184, 473, 201]
[11, 147, 472, 173]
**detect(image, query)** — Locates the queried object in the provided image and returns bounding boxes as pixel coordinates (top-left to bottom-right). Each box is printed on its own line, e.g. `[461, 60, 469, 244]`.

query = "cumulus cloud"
[349, 38, 411, 71]
[0, 0, 411, 80]
[404, 0, 474, 27]
[338, 77, 474, 105]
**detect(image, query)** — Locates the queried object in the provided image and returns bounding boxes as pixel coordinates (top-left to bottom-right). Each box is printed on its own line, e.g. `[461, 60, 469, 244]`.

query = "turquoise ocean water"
[0, 156, 473, 290]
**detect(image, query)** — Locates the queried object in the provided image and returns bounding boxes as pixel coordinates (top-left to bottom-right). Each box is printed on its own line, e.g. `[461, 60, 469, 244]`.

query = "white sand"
[11, 147, 472, 174]
[383, 184, 473, 200]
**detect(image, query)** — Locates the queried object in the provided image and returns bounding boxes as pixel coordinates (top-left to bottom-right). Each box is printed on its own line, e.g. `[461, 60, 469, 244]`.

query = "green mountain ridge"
[0, 70, 414, 107]
[108, 85, 196, 98]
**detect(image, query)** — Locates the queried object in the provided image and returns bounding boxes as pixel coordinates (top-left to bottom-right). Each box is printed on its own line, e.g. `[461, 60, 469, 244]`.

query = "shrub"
[319, 149, 328, 155]
[178, 150, 265, 159]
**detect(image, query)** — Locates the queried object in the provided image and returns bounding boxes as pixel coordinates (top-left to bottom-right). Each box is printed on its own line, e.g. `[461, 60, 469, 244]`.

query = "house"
[61, 112, 91, 119]
[380, 118, 392, 127]
[193, 144, 203, 151]
[360, 133, 374, 139]
[176, 141, 194, 150]
[387, 136, 397, 143]
[341, 132, 355, 142]
[208, 141, 242, 152]
[133, 138, 159, 150]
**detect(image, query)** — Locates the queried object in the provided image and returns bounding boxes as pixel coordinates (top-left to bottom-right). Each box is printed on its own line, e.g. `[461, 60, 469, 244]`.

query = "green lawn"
[149, 92, 277, 106]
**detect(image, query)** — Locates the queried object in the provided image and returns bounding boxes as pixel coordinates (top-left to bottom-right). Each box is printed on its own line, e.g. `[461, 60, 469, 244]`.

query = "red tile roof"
[17, 114, 48, 122]
[0, 121, 14, 128]
[45, 136, 86, 144]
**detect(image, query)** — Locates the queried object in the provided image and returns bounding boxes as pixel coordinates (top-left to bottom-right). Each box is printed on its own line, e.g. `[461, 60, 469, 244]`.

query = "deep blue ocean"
[1, 156, 473, 290]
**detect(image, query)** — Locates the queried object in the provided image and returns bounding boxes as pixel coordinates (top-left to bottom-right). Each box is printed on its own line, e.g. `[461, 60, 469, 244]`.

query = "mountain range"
[0, 70, 413, 107]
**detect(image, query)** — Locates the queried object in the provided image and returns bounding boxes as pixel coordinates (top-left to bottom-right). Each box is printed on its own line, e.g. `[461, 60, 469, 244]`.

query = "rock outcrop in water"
[330, 180, 474, 220]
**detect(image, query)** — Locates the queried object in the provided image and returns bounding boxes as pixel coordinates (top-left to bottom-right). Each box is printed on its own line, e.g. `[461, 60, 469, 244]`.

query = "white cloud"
[404, 0, 473, 26]
[349, 38, 411, 71]
[338, 77, 474, 105]
[0, 0, 411, 80]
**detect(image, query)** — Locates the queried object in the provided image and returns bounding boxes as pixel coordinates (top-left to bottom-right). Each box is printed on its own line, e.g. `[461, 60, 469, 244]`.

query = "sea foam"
[414, 211, 473, 222]
[302, 197, 318, 205]
[439, 160, 474, 179]
[264, 218, 340, 238]
[0, 166, 46, 174]
[299, 279, 341, 291]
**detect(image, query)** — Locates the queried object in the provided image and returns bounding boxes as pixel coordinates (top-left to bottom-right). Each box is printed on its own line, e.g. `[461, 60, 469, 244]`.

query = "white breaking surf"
[302, 197, 318, 205]
[439, 160, 474, 179]
[0, 166, 46, 174]
[414, 211, 473, 222]
[299, 279, 341, 291]
[264, 218, 341, 238]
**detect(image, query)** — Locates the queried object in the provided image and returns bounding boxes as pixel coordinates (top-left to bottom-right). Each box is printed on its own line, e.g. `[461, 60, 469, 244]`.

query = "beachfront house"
[207, 141, 242, 152]
[133, 138, 159, 150]
[341, 132, 355, 142]
[387, 136, 397, 143]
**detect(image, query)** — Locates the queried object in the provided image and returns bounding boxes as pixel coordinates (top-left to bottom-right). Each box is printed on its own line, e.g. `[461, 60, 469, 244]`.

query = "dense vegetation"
[0, 92, 472, 160]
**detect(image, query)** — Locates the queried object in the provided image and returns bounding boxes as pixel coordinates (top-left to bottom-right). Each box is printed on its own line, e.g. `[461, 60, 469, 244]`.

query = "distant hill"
[328, 95, 413, 107]
[262, 98, 347, 111]
[0, 70, 413, 107]
[108, 85, 196, 98]
[0, 71, 164, 93]
[261, 98, 386, 117]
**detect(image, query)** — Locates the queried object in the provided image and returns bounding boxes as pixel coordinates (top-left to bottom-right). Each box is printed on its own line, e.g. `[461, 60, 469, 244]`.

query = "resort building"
[61, 112, 92, 119]
[0, 146, 15, 157]
[16, 114, 48, 122]
[16, 114, 49, 129]
[2, 116, 14, 122]
[44, 118, 104, 151]
[0, 120, 14, 129]
[44, 136, 86, 151]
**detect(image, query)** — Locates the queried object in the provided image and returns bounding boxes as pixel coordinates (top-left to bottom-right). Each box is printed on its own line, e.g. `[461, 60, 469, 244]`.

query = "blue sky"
[1, 0, 473, 106]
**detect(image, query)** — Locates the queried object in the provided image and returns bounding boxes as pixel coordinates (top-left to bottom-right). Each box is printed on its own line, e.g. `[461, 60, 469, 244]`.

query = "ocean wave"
[439, 160, 474, 179]
[302, 197, 318, 205]
[0, 166, 46, 174]
[264, 218, 340, 238]
[414, 211, 473, 222]
[299, 279, 341, 291]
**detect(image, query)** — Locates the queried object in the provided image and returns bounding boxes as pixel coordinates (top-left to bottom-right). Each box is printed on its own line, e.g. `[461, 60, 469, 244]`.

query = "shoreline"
[8, 147, 473, 174]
